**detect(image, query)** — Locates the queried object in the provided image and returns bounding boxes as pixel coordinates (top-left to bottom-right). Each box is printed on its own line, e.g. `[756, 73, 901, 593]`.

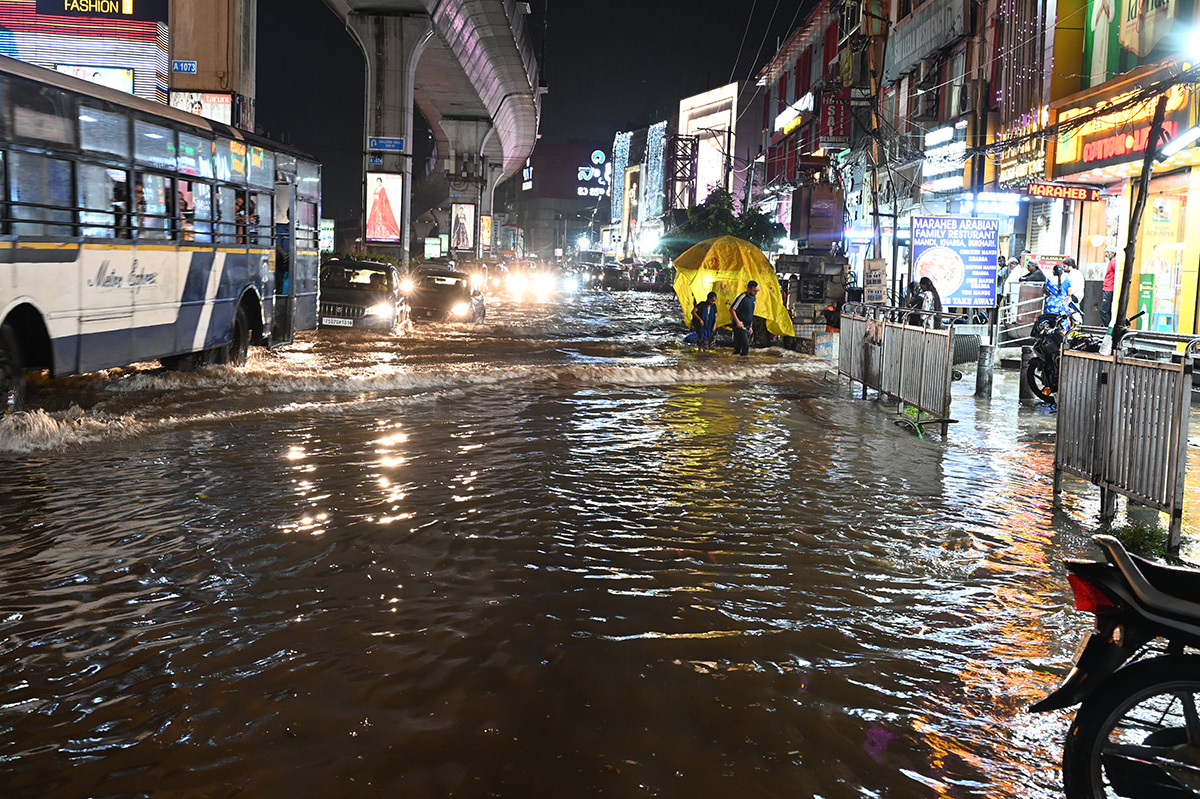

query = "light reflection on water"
[0, 291, 1196, 798]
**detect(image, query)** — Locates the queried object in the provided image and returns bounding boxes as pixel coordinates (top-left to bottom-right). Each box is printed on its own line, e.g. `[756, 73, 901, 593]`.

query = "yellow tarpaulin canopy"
[673, 236, 795, 337]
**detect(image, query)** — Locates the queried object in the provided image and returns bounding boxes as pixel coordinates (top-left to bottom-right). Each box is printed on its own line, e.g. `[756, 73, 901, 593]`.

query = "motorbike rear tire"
[1024, 356, 1057, 404]
[1062, 655, 1200, 798]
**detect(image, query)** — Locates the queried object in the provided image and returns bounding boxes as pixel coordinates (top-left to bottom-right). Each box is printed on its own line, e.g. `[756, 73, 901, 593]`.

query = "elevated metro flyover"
[322, 0, 541, 260]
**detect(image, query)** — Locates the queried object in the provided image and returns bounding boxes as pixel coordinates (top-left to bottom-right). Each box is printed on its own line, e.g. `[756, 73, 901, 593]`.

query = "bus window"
[180, 180, 212, 243]
[135, 173, 172, 239]
[11, 80, 75, 147]
[10, 151, 73, 236]
[79, 106, 129, 159]
[217, 186, 241, 244]
[297, 200, 318, 249]
[78, 164, 127, 238]
[134, 120, 175, 171]
[178, 132, 213, 179]
[251, 192, 272, 245]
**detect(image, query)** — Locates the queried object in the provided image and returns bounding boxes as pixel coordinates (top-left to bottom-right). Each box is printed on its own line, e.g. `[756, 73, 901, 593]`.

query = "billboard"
[911, 216, 1001, 308]
[1083, 0, 1194, 88]
[424, 237, 442, 259]
[450, 203, 475, 250]
[319, 219, 335, 252]
[480, 214, 493, 249]
[2, 2, 168, 103]
[679, 82, 737, 203]
[55, 64, 132, 93]
[365, 173, 403, 242]
[36, 0, 169, 22]
[170, 91, 233, 125]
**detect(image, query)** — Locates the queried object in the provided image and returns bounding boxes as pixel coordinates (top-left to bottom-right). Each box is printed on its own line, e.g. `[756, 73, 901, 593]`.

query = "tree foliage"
[660, 188, 787, 261]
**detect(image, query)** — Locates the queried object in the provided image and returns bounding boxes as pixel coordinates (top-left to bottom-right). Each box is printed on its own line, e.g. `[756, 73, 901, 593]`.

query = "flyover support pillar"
[441, 118, 494, 261]
[346, 12, 433, 263]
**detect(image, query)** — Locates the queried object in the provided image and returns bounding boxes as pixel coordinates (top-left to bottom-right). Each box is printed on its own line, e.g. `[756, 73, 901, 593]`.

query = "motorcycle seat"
[1094, 534, 1200, 619]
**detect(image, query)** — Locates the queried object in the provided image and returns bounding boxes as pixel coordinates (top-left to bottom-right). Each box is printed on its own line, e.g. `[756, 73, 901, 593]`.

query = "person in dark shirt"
[691, 291, 718, 351]
[730, 280, 759, 356]
[1020, 260, 1047, 283]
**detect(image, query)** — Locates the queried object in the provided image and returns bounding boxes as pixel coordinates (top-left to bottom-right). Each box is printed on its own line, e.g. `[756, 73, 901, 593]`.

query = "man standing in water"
[730, 280, 759, 356]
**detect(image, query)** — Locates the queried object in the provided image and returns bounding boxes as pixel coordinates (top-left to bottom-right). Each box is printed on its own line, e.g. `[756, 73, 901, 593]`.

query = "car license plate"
[322, 317, 354, 327]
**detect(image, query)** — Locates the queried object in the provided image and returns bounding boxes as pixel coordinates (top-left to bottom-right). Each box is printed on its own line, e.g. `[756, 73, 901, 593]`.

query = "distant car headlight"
[563, 277, 579, 293]
[509, 274, 528, 293]
[400, 278, 414, 292]
[365, 303, 393, 317]
[451, 302, 470, 317]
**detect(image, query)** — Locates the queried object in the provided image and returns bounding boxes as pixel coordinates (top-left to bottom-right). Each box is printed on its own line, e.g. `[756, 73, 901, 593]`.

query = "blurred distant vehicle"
[318, 259, 409, 333]
[406, 267, 486, 323]
[599, 265, 631, 291]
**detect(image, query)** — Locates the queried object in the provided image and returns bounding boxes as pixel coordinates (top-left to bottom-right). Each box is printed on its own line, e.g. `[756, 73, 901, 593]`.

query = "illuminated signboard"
[911, 216, 1000, 308]
[170, 92, 233, 125]
[450, 203, 475, 250]
[1027, 182, 1102, 201]
[997, 111, 1048, 187]
[1055, 85, 1191, 176]
[577, 149, 608, 198]
[480, 214, 493, 249]
[319, 219, 335, 252]
[365, 173, 403, 242]
[55, 64, 133, 93]
[921, 121, 968, 193]
[773, 93, 814, 136]
[36, 0, 169, 22]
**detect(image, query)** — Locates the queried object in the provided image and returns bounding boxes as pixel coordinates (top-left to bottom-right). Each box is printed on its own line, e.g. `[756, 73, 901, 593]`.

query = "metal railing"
[1055, 331, 1200, 549]
[840, 303, 959, 435]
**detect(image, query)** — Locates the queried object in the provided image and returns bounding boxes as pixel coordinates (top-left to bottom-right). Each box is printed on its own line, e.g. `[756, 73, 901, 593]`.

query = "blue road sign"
[368, 156, 383, 166]
[367, 137, 405, 152]
[172, 60, 198, 74]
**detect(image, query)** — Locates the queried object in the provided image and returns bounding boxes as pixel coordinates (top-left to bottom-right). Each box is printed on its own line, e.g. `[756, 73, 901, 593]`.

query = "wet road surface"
[1, 289, 1197, 798]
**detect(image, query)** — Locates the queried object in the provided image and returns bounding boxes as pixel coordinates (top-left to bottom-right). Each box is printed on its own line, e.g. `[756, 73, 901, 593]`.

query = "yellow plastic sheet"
[673, 236, 795, 337]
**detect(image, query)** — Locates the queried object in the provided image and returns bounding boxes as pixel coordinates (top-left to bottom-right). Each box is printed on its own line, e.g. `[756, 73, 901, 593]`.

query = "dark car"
[318, 259, 409, 332]
[406, 267, 486, 323]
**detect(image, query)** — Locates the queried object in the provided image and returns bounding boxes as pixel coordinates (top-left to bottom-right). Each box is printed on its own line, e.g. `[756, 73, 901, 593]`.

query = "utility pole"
[1113, 94, 1169, 350]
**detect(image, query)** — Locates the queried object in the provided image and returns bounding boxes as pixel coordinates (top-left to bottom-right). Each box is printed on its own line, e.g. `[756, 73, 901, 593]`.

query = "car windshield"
[420, 275, 467, 291]
[322, 265, 392, 292]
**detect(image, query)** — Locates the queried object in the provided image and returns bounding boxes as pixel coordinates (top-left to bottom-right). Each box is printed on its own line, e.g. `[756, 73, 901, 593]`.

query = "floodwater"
[1, 289, 1197, 798]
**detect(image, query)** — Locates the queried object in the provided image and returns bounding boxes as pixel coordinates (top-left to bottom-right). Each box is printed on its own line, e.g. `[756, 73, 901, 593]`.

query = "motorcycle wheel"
[1063, 655, 1200, 798]
[1024, 356, 1057, 403]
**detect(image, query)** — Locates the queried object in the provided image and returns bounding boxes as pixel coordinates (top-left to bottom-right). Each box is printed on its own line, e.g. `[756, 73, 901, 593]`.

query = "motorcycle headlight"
[451, 302, 470, 317]
[365, 303, 393, 317]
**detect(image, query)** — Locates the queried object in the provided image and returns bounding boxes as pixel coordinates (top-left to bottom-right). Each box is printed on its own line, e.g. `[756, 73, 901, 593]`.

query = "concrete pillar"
[346, 13, 433, 263]
[441, 117, 494, 261]
[169, 0, 256, 129]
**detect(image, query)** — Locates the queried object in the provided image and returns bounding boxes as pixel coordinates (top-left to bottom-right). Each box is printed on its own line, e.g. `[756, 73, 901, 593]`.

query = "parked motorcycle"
[1023, 304, 1104, 403]
[1031, 534, 1200, 797]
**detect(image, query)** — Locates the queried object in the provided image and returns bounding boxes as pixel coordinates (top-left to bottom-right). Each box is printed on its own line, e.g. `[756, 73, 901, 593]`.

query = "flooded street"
[1, 289, 1196, 798]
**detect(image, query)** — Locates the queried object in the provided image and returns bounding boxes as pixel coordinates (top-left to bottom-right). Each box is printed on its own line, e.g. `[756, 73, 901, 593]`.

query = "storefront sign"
[1055, 85, 1191, 176]
[774, 94, 814, 136]
[819, 89, 851, 150]
[1027, 182, 1102, 201]
[864, 259, 887, 303]
[997, 113, 1048, 187]
[883, 0, 969, 82]
[911, 216, 1001, 308]
[1083, 0, 1192, 89]
[36, 0, 168, 21]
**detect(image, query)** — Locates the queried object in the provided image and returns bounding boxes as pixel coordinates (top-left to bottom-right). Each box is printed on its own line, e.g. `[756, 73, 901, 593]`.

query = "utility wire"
[728, 0, 759, 85]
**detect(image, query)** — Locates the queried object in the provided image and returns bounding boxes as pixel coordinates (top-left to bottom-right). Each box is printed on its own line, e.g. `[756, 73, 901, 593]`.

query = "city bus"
[0, 55, 321, 416]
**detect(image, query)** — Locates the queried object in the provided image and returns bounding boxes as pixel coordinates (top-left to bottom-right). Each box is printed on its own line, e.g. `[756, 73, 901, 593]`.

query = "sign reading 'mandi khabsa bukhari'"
[911, 216, 1001, 308]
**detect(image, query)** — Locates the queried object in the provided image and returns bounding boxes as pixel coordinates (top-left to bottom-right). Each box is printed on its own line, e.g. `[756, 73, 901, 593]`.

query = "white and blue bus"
[0, 55, 321, 415]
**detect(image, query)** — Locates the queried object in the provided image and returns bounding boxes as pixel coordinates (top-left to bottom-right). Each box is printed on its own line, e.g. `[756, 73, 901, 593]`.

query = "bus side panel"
[128, 244, 182, 364]
[74, 243, 140, 373]
[176, 247, 225, 354]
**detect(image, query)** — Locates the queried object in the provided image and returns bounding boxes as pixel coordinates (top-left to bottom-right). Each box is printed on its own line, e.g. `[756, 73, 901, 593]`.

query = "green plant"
[1106, 521, 1170, 559]
[660, 188, 787, 261]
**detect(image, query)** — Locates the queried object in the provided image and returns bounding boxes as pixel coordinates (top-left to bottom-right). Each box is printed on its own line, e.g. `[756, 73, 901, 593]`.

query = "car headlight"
[400, 278, 414, 292]
[365, 303, 393, 317]
[451, 302, 470, 317]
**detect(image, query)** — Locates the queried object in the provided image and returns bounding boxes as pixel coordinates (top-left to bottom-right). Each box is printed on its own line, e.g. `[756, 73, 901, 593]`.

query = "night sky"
[256, 0, 811, 232]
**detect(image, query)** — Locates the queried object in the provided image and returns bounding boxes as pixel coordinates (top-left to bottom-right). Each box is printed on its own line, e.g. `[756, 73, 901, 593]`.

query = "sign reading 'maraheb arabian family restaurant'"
[35, 0, 168, 21]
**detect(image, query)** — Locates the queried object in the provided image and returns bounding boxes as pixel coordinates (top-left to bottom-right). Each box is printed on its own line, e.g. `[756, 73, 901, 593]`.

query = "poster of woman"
[366, 174, 403, 241]
[450, 203, 475, 250]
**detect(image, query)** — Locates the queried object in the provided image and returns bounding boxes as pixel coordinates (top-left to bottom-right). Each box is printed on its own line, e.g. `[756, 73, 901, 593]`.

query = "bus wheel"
[0, 324, 26, 417]
[225, 306, 251, 367]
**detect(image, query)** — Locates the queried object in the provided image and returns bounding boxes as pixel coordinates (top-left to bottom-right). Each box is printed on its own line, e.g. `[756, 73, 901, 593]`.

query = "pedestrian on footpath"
[1062, 257, 1081, 306]
[919, 276, 942, 328]
[1100, 247, 1117, 327]
[730, 280, 759, 356]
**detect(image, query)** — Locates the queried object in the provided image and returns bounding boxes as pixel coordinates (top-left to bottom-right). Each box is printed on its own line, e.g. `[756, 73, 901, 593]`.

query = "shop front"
[1051, 72, 1200, 333]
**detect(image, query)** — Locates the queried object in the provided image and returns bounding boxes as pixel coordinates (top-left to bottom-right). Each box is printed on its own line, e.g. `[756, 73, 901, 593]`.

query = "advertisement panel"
[55, 64, 132, 93]
[170, 91, 233, 125]
[818, 88, 851, 150]
[864, 259, 887, 303]
[480, 214, 493, 249]
[365, 173, 403, 242]
[911, 216, 1000, 308]
[319, 219, 335, 252]
[36, 0, 169, 22]
[450, 203, 475, 250]
[1083, 0, 1193, 89]
[424, 237, 442, 259]
[1055, 84, 1191, 177]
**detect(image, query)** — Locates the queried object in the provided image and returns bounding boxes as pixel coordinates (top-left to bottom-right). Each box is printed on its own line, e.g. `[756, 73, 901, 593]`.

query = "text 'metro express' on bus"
[0, 54, 321, 416]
